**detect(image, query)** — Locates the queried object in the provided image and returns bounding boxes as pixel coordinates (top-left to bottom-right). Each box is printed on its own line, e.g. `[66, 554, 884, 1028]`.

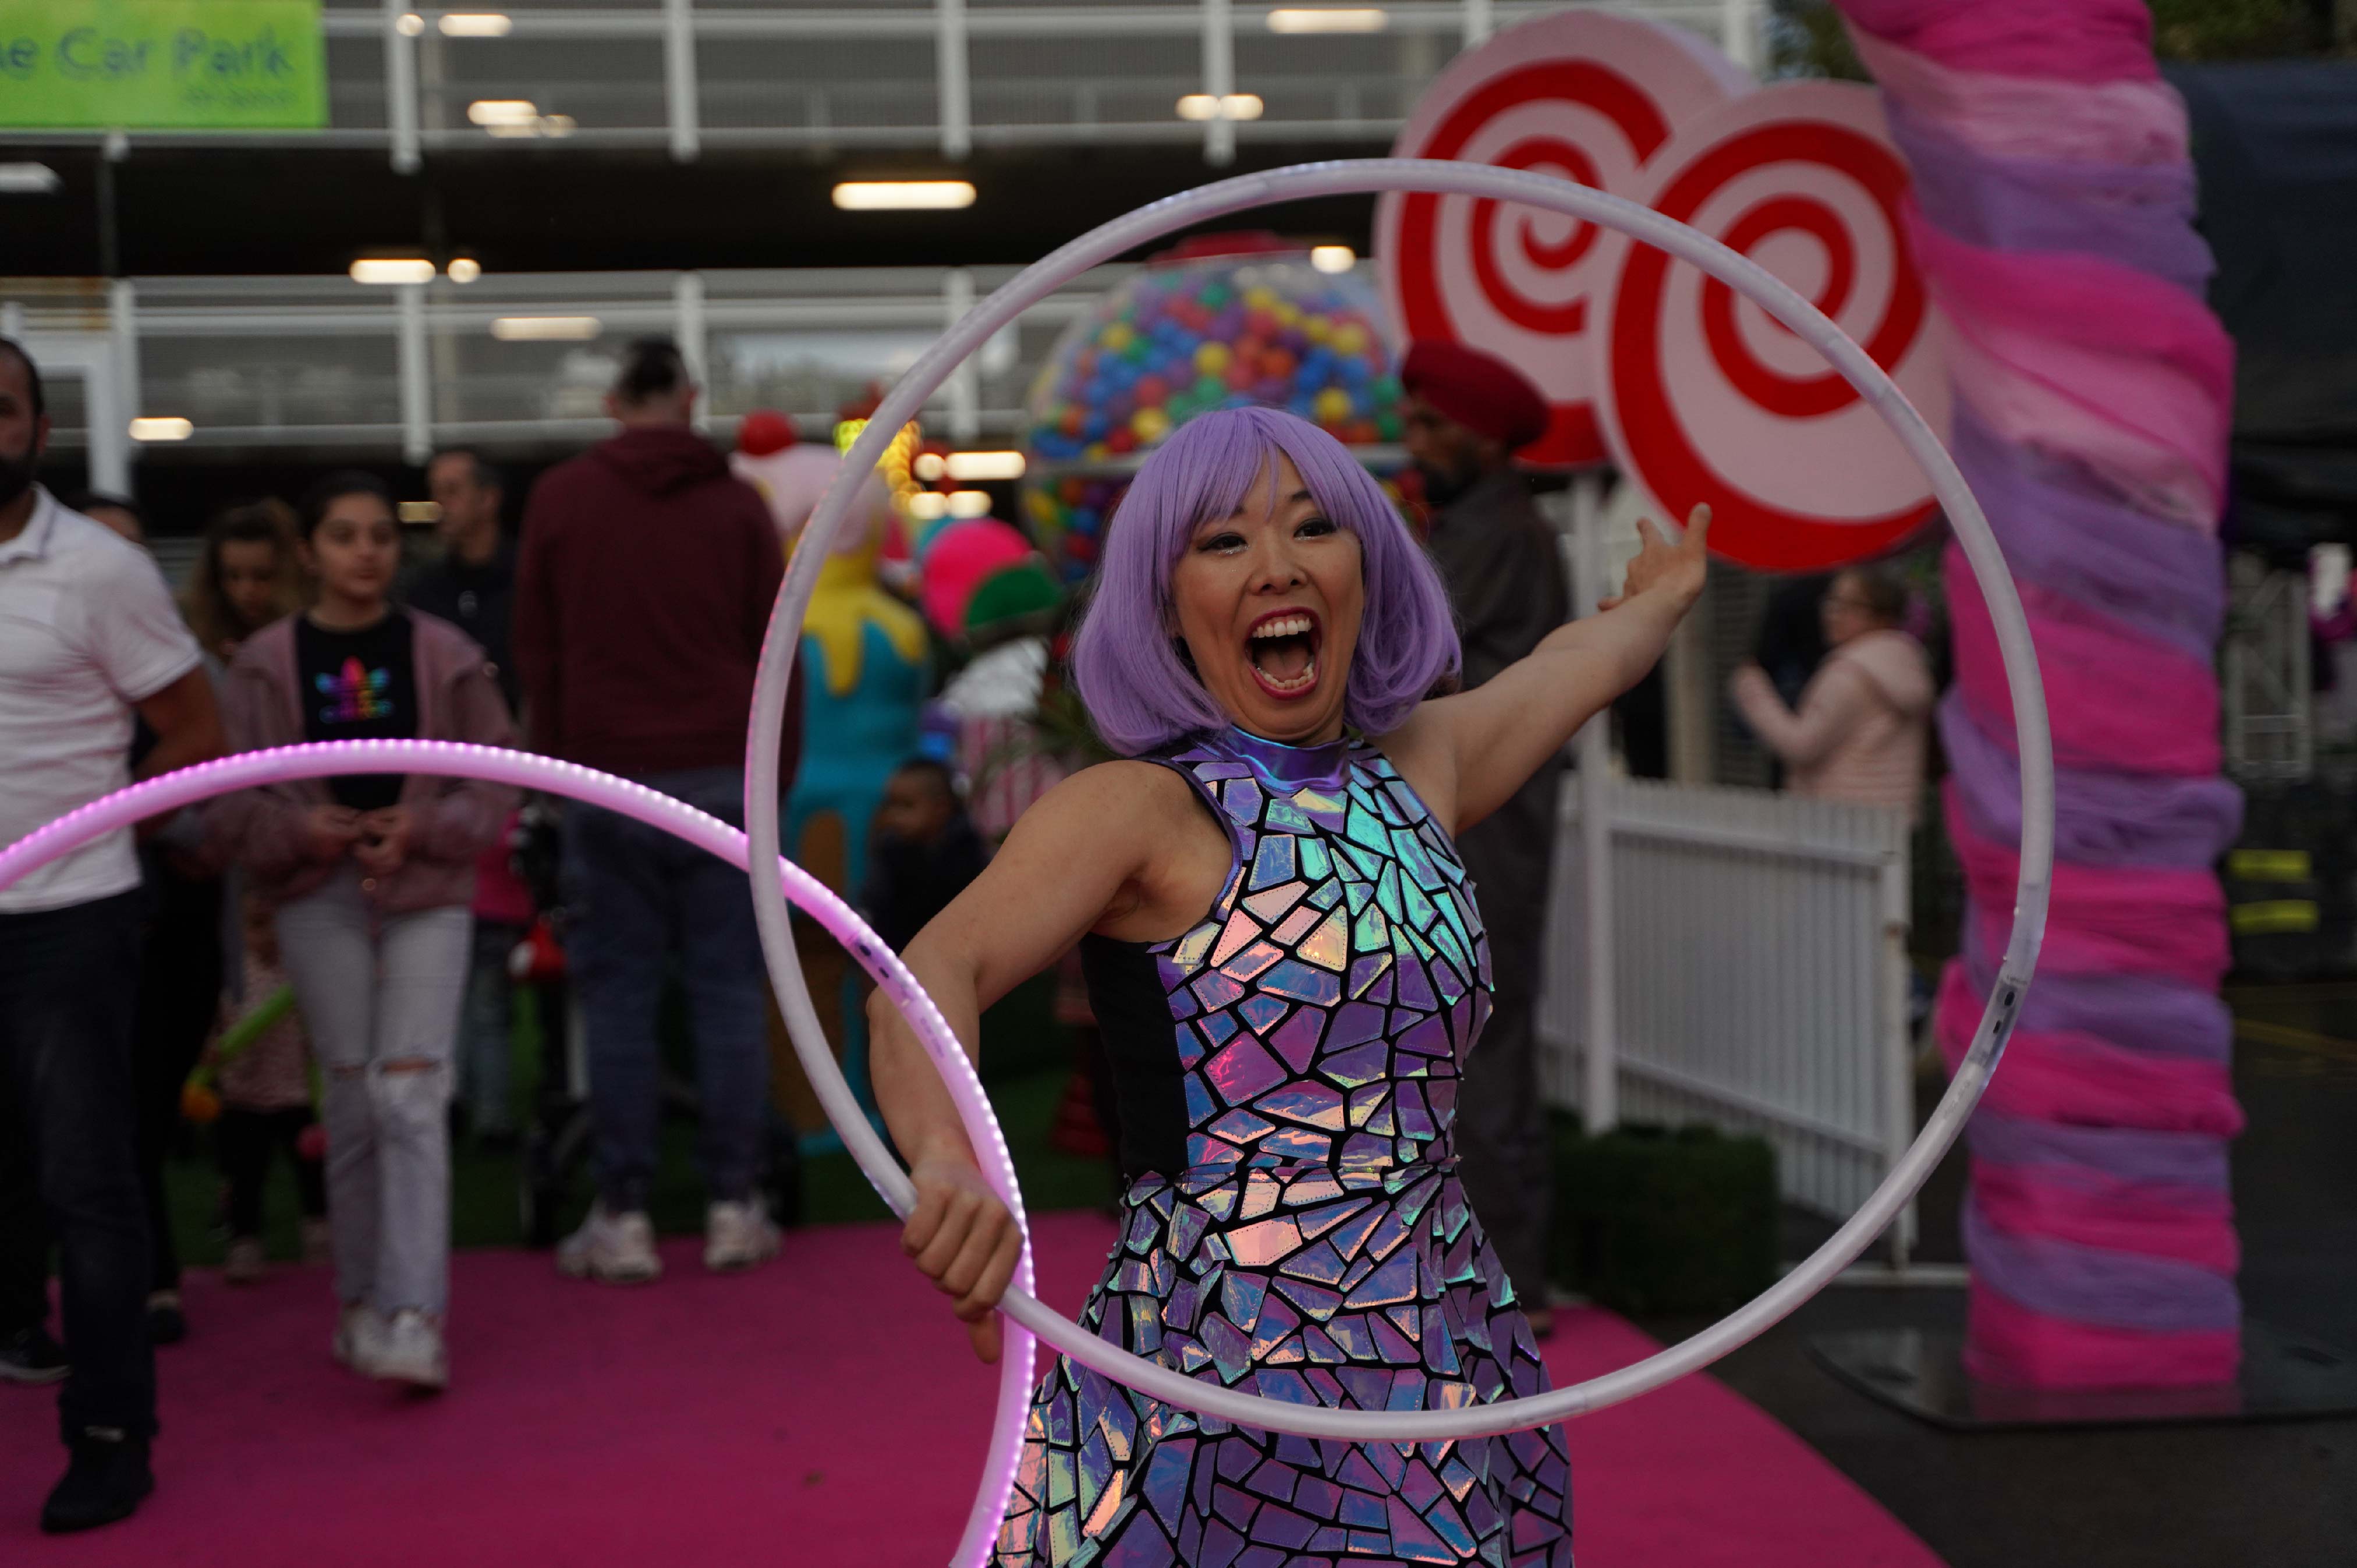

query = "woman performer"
[868, 406, 1707, 1565]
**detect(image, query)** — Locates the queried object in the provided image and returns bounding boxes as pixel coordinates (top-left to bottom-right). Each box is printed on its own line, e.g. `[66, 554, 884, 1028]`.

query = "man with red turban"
[1400, 339, 1567, 1334]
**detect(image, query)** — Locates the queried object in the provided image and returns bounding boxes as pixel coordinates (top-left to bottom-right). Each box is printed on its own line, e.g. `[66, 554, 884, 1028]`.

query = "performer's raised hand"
[1598, 502, 1711, 613]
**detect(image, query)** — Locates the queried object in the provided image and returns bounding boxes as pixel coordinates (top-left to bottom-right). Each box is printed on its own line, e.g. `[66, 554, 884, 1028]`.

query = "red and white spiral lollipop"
[1376, 10, 1749, 466]
[1591, 81, 1951, 570]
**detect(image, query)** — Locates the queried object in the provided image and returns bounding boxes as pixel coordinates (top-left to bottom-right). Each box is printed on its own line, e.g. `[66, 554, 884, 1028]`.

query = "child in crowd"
[209, 471, 517, 1393]
[186, 498, 304, 662]
[212, 896, 329, 1284]
[858, 758, 988, 954]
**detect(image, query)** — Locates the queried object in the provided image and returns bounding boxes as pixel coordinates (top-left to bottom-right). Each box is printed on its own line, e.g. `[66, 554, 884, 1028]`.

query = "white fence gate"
[1536, 775, 1919, 1262]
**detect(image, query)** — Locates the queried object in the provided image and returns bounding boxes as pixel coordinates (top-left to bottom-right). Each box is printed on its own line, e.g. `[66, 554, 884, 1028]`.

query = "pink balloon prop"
[0, 739, 1037, 1568]
[917, 517, 1036, 640]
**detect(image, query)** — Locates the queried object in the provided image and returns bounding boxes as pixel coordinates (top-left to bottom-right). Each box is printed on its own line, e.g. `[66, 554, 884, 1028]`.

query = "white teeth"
[1251, 614, 1314, 640]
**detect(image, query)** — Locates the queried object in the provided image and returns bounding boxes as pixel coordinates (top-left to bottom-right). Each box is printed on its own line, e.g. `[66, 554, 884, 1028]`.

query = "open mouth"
[1246, 608, 1322, 699]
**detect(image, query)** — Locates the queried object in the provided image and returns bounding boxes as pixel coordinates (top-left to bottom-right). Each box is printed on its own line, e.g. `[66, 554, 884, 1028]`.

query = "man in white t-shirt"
[0, 339, 221, 1534]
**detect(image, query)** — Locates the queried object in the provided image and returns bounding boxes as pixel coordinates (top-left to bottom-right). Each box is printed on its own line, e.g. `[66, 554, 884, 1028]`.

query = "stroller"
[509, 802, 802, 1247]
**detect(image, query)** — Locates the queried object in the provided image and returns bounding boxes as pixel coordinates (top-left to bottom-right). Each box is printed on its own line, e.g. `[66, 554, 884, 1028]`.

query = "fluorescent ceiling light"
[832, 180, 976, 211]
[1310, 244, 1356, 274]
[399, 501, 443, 524]
[1178, 94, 1263, 121]
[912, 452, 947, 482]
[905, 492, 949, 522]
[128, 417, 193, 442]
[490, 315, 601, 341]
[945, 450, 1025, 483]
[467, 98, 538, 127]
[0, 163, 61, 195]
[446, 257, 482, 283]
[349, 257, 436, 285]
[439, 13, 512, 37]
[395, 12, 425, 36]
[1268, 8, 1388, 33]
[947, 491, 993, 519]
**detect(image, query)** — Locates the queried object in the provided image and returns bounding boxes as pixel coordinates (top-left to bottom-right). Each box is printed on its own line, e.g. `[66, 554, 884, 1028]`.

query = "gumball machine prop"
[1020, 233, 1402, 583]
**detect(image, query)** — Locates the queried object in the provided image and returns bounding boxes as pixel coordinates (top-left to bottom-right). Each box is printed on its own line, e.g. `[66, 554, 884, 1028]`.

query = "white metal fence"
[1537, 774, 1919, 1260]
[0, 2, 1761, 170]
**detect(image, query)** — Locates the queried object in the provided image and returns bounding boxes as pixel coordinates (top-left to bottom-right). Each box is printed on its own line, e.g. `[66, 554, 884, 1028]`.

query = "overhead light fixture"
[128, 417, 193, 442]
[399, 500, 444, 524]
[349, 257, 436, 285]
[1309, 244, 1356, 274]
[446, 257, 482, 283]
[395, 12, 425, 36]
[945, 450, 1026, 483]
[905, 492, 949, 522]
[1176, 93, 1263, 122]
[439, 13, 512, 37]
[913, 452, 947, 482]
[490, 315, 601, 341]
[0, 163, 61, 195]
[947, 490, 993, 519]
[467, 98, 538, 127]
[1268, 8, 1388, 33]
[831, 180, 976, 211]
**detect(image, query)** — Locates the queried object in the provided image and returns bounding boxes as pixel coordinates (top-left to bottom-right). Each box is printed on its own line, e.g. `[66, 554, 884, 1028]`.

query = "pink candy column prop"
[1836, 0, 2246, 1387]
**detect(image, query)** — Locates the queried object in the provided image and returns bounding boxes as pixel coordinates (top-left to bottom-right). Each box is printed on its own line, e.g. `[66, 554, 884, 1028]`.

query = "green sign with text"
[0, 0, 324, 129]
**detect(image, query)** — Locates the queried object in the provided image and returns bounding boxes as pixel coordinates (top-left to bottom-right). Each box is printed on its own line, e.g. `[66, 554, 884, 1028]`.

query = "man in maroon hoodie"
[513, 338, 795, 1284]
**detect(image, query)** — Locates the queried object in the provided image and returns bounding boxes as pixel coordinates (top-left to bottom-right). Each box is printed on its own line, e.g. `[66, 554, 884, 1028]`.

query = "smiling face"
[1166, 452, 1364, 746]
[300, 490, 400, 613]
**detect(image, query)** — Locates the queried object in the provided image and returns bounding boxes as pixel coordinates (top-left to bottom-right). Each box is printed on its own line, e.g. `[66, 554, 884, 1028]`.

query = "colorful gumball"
[1021, 240, 1403, 581]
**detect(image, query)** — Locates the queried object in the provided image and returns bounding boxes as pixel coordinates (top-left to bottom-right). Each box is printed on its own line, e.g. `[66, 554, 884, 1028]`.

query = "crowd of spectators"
[0, 334, 807, 1534]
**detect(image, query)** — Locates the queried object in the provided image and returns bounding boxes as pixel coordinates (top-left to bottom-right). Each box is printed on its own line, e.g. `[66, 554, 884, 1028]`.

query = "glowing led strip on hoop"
[746, 159, 2053, 1555]
[0, 741, 1041, 1568]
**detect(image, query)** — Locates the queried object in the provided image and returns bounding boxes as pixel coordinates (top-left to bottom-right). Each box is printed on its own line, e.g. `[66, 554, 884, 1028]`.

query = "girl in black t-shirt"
[212, 473, 517, 1395]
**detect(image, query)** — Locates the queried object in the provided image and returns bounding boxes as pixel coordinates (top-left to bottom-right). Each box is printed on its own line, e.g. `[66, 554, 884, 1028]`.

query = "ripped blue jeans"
[275, 868, 471, 1317]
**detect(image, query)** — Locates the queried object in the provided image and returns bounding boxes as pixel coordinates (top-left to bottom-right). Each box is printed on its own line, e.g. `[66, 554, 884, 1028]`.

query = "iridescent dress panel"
[995, 728, 1573, 1567]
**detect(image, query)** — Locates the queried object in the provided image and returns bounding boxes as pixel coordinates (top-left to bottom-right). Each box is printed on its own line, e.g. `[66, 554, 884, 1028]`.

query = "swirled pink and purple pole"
[1837, 0, 2246, 1388]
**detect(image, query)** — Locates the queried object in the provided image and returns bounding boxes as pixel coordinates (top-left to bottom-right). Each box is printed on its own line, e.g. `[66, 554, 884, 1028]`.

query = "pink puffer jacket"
[1731, 629, 1935, 824]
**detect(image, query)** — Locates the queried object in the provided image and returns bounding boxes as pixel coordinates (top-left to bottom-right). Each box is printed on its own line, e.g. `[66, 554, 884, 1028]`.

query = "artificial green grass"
[159, 994, 1118, 1268]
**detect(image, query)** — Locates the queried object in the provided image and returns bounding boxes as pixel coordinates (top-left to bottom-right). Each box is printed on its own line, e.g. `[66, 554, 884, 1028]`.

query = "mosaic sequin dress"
[995, 728, 1573, 1567]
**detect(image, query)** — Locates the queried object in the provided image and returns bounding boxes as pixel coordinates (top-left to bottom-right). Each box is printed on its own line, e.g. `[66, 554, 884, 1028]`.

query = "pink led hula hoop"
[0, 160, 2054, 1568]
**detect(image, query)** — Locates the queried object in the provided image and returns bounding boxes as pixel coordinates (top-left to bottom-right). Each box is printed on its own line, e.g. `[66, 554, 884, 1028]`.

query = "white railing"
[5, 264, 1144, 467]
[1537, 774, 1919, 1262]
[0, 1, 1762, 170]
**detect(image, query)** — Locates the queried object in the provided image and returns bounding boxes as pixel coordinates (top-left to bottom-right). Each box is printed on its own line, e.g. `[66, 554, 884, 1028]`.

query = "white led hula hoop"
[745, 159, 2054, 1487]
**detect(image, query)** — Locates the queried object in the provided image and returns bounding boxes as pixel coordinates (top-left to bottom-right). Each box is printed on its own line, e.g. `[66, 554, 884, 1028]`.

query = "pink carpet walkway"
[1, 1213, 1940, 1566]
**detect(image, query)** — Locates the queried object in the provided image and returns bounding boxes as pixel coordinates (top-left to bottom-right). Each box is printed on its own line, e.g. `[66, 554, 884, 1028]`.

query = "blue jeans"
[561, 768, 771, 1212]
[0, 890, 155, 1443]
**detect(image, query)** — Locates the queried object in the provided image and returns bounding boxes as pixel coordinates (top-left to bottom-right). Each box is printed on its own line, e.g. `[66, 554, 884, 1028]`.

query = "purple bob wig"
[1071, 406, 1460, 756]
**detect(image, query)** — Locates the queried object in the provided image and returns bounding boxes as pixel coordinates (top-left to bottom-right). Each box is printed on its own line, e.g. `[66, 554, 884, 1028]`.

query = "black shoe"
[40, 1434, 153, 1534]
[146, 1292, 186, 1346]
[0, 1326, 69, 1385]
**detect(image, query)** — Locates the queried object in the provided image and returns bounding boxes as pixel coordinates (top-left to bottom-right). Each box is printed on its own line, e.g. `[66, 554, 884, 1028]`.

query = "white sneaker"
[557, 1203, 662, 1284]
[331, 1303, 382, 1371]
[370, 1309, 448, 1392]
[703, 1199, 782, 1273]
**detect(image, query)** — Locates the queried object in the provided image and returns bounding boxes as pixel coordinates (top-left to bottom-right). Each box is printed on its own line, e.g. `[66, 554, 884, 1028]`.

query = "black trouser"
[0, 890, 157, 1442]
[132, 861, 223, 1296]
[217, 1106, 326, 1237]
